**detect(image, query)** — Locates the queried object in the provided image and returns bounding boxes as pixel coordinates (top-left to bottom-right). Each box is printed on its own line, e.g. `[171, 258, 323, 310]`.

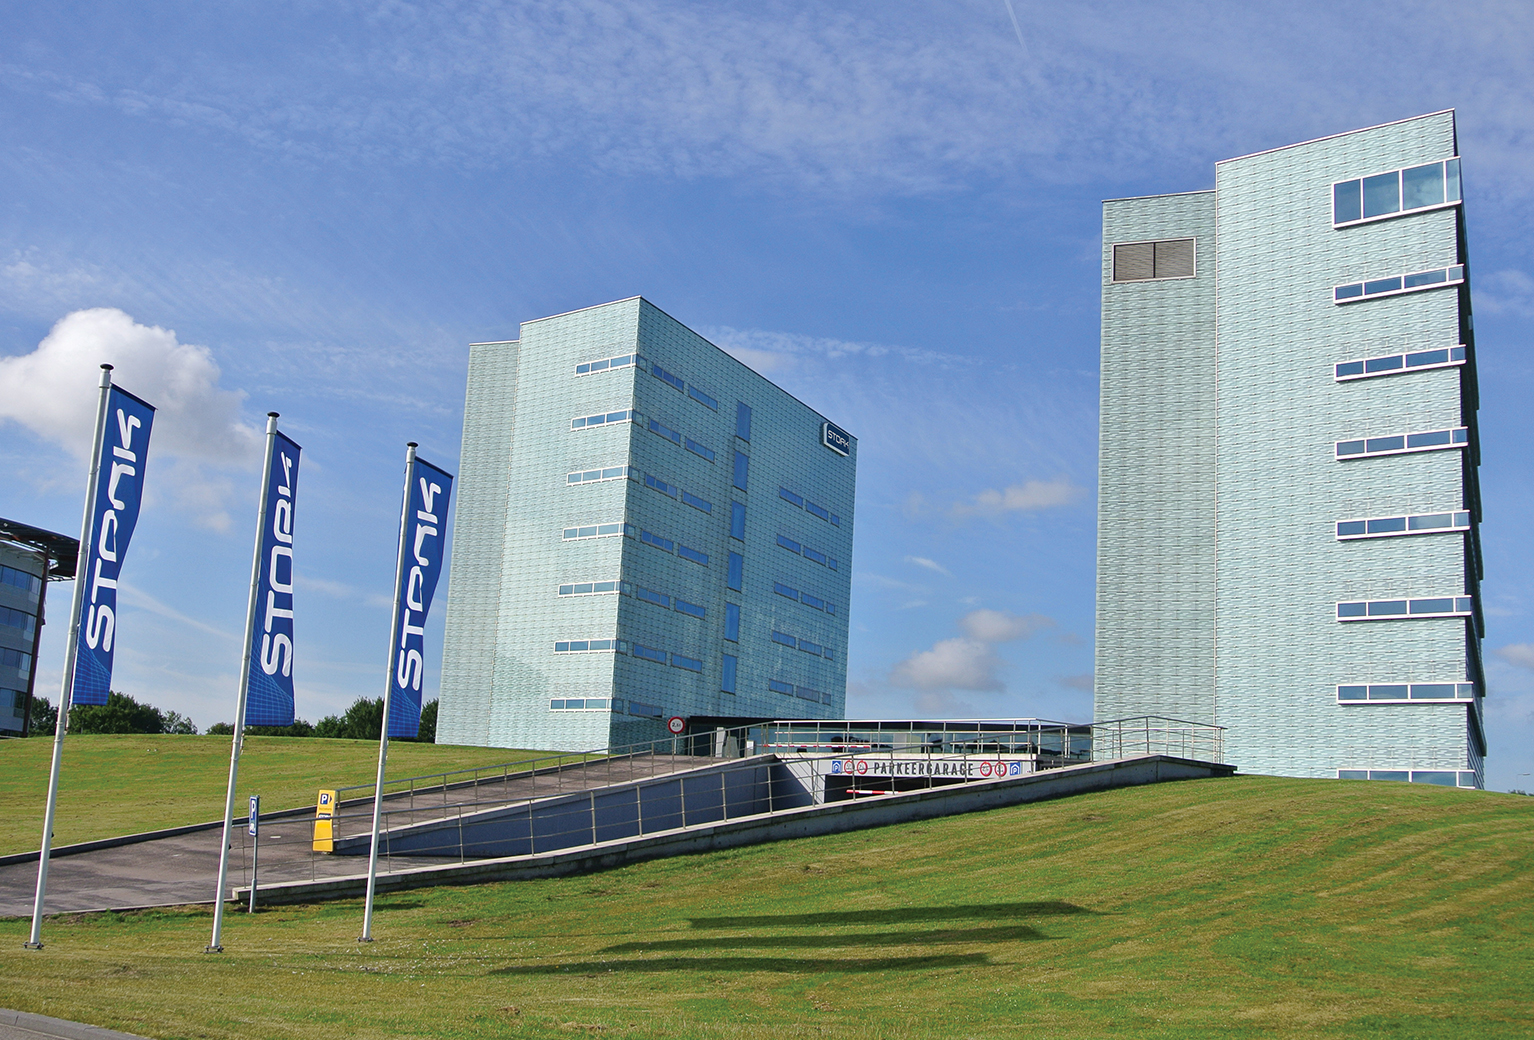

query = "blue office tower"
[1096, 111, 1485, 788]
[438, 298, 856, 750]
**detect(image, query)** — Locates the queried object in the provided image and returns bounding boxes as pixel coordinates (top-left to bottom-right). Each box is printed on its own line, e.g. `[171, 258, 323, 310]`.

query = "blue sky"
[2, 1, 1532, 789]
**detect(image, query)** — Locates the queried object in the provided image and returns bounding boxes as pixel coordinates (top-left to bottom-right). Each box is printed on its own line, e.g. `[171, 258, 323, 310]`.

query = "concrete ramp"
[240, 754, 1233, 905]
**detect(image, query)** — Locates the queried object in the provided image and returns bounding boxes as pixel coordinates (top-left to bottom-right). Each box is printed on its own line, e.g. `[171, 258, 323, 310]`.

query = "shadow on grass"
[690, 901, 1092, 929]
[490, 953, 990, 975]
[600, 924, 1050, 952]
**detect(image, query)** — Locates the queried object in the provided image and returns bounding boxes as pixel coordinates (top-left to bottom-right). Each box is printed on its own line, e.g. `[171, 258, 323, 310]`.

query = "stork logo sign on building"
[74, 386, 156, 706]
[388, 458, 453, 739]
[820, 421, 851, 457]
[246, 433, 301, 727]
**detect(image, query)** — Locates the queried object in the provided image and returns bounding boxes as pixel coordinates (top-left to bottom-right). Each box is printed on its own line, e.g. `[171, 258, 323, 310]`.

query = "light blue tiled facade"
[1096, 112, 1485, 788]
[438, 298, 856, 751]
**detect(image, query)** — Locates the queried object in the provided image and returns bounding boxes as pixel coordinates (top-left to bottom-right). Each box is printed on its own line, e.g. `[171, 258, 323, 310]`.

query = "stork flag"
[245, 432, 301, 727]
[74, 386, 156, 706]
[387, 457, 453, 739]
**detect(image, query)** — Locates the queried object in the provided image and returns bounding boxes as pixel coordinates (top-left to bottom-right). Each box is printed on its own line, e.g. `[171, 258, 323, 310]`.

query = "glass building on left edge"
[0, 518, 79, 736]
[437, 297, 856, 751]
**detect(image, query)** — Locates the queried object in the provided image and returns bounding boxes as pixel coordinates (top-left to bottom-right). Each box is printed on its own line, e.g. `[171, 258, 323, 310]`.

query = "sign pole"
[207, 412, 280, 953]
[26, 365, 114, 950]
[359, 443, 417, 943]
[247, 795, 260, 913]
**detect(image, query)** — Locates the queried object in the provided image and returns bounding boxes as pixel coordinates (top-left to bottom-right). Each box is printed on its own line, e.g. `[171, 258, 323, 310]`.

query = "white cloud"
[1495, 644, 1534, 670]
[949, 479, 1086, 519]
[905, 555, 952, 576]
[0, 308, 262, 529]
[890, 608, 1055, 691]
[1474, 269, 1534, 317]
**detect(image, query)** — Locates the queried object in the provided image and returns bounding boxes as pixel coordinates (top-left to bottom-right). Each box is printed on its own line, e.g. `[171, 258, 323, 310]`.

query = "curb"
[0, 1008, 150, 1040]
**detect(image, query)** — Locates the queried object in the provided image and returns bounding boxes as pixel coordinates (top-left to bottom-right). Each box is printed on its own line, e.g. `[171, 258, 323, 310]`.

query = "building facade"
[438, 297, 856, 750]
[1096, 111, 1484, 788]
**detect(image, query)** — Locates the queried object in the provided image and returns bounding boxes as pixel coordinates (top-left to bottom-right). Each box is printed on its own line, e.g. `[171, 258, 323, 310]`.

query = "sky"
[2, 1, 1532, 790]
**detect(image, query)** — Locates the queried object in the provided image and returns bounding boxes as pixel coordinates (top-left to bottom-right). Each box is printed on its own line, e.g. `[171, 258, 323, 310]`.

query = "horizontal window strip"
[553, 638, 624, 653]
[1335, 427, 1467, 459]
[776, 533, 838, 570]
[562, 522, 633, 541]
[635, 584, 706, 620]
[571, 408, 640, 431]
[771, 628, 835, 660]
[1333, 158, 1461, 227]
[1335, 345, 1466, 381]
[1334, 265, 1464, 304]
[1336, 768, 1477, 788]
[574, 352, 642, 376]
[631, 641, 705, 673]
[1336, 511, 1471, 540]
[1337, 682, 1476, 703]
[1336, 596, 1473, 621]
[557, 580, 624, 597]
[568, 465, 634, 485]
[779, 486, 841, 526]
[0, 565, 41, 594]
[550, 698, 621, 712]
[772, 580, 837, 615]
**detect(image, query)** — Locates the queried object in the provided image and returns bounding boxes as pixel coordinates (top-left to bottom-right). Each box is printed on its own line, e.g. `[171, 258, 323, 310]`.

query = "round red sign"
[667, 716, 686, 735]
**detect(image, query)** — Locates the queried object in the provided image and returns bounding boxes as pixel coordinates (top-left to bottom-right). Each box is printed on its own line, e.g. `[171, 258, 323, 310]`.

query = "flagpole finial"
[268, 411, 279, 418]
[407, 442, 418, 448]
[100, 363, 114, 371]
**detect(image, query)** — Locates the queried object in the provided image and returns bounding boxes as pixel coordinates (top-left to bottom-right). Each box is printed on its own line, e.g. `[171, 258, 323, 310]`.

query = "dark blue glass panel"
[727, 552, 744, 591]
[678, 545, 709, 565]
[1409, 684, 1455, 699]
[721, 654, 738, 694]
[733, 451, 749, 491]
[772, 631, 796, 646]
[1336, 520, 1367, 536]
[1364, 435, 1404, 453]
[1406, 430, 1451, 448]
[1333, 179, 1363, 223]
[730, 501, 747, 540]
[1364, 355, 1404, 373]
[1402, 163, 1444, 210]
[1367, 517, 1406, 534]
[688, 386, 719, 410]
[1367, 600, 1408, 616]
[777, 535, 801, 553]
[1336, 440, 1366, 456]
[1412, 771, 1457, 787]
[1335, 283, 1364, 300]
[1362, 171, 1400, 217]
[725, 603, 740, 641]
[735, 401, 752, 441]
[773, 582, 798, 600]
[1445, 158, 1461, 201]
[1407, 598, 1452, 614]
[1335, 361, 1366, 377]
[1405, 349, 1449, 367]
[1407, 513, 1451, 531]
[1403, 268, 1446, 289]
[779, 487, 804, 507]
[676, 599, 705, 619]
[1364, 276, 1402, 295]
[1337, 686, 1368, 701]
[1371, 771, 1410, 783]
[1338, 769, 1368, 780]
[1368, 684, 1408, 700]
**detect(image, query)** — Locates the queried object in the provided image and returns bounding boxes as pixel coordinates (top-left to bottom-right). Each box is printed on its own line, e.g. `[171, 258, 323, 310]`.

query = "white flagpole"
[26, 364, 114, 950]
[206, 412, 280, 953]
[360, 442, 416, 942]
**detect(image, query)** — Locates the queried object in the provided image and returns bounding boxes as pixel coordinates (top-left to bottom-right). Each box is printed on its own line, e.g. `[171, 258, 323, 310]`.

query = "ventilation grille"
[1112, 237, 1197, 282]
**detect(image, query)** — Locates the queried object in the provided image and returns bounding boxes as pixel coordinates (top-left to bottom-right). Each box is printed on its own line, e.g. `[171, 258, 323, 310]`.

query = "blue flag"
[246, 432, 301, 727]
[388, 458, 453, 738]
[74, 386, 156, 707]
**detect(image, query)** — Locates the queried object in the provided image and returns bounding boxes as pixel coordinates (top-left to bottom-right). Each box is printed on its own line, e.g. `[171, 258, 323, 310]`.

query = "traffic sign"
[667, 716, 686, 735]
[247, 795, 260, 836]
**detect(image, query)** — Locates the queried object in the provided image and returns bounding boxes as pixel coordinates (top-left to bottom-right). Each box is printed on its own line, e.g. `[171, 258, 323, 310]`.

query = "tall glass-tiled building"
[438, 297, 856, 750]
[1095, 111, 1484, 788]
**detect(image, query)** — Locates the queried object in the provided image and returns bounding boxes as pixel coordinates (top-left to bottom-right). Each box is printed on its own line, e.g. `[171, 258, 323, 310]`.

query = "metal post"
[360, 443, 417, 943]
[207, 412, 281, 954]
[248, 794, 260, 914]
[26, 365, 114, 951]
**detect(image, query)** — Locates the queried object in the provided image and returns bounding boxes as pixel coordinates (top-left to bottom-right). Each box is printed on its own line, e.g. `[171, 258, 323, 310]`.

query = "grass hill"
[0, 734, 540, 855]
[2, 774, 1531, 1039]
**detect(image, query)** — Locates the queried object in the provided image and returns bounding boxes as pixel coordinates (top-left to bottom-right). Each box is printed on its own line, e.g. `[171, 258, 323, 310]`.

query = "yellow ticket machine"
[312, 789, 337, 852]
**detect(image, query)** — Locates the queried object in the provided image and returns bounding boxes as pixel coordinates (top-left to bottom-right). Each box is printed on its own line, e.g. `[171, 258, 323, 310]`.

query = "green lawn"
[2, 775, 1531, 1039]
[0, 734, 541, 855]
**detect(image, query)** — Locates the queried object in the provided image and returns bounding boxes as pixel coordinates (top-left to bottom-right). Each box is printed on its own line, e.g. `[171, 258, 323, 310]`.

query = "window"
[558, 580, 622, 597]
[636, 587, 672, 609]
[730, 502, 746, 540]
[571, 408, 639, 431]
[795, 685, 825, 703]
[672, 653, 703, 673]
[644, 473, 678, 498]
[733, 451, 749, 491]
[575, 352, 641, 376]
[640, 530, 674, 552]
[768, 678, 793, 696]
[778, 534, 836, 569]
[772, 627, 834, 659]
[652, 363, 685, 392]
[779, 487, 804, 508]
[562, 522, 633, 541]
[1, 647, 31, 679]
[627, 700, 664, 719]
[774, 581, 799, 601]
[1335, 345, 1466, 381]
[0, 565, 41, 595]
[1335, 427, 1468, 460]
[1333, 158, 1461, 226]
[727, 552, 744, 591]
[800, 592, 826, 612]
[550, 698, 615, 711]
[722, 654, 738, 694]
[736, 402, 752, 441]
[554, 638, 620, 653]
[1337, 683, 1475, 703]
[681, 490, 712, 514]
[633, 644, 668, 664]
[1334, 265, 1465, 304]
[1336, 511, 1471, 540]
[678, 544, 709, 566]
[567, 465, 633, 485]
[777, 534, 801, 554]
[685, 437, 716, 463]
[1336, 596, 1473, 621]
[803, 547, 828, 567]
[1336, 768, 1477, 788]
[688, 385, 719, 411]
[649, 418, 681, 445]
[0, 606, 36, 641]
[724, 603, 740, 641]
[1111, 238, 1196, 282]
[772, 630, 797, 647]
[774, 580, 835, 614]
[797, 638, 823, 656]
[675, 598, 706, 619]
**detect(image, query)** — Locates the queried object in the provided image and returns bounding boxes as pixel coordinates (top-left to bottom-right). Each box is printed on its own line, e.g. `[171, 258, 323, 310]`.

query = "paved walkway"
[0, 1009, 147, 1040]
[0, 753, 699, 916]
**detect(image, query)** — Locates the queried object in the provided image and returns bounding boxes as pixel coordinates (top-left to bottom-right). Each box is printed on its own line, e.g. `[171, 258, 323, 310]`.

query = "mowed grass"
[0, 734, 541, 855]
[2, 775, 1532, 1039]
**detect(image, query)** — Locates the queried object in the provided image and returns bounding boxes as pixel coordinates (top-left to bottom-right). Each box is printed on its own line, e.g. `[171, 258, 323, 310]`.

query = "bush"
[311, 697, 437, 741]
[28, 696, 57, 737]
[70, 692, 178, 735]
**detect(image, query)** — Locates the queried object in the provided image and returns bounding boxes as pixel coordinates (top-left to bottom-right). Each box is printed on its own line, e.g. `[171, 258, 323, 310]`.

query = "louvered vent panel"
[1112, 242, 1155, 282]
[1154, 238, 1196, 278]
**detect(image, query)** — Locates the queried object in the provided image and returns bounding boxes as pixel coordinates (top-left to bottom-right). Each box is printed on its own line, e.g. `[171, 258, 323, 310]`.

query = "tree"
[416, 698, 438, 743]
[27, 696, 57, 737]
[161, 711, 199, 735]
[70, 691, 166, 734]
[314, 697, 384, 741]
